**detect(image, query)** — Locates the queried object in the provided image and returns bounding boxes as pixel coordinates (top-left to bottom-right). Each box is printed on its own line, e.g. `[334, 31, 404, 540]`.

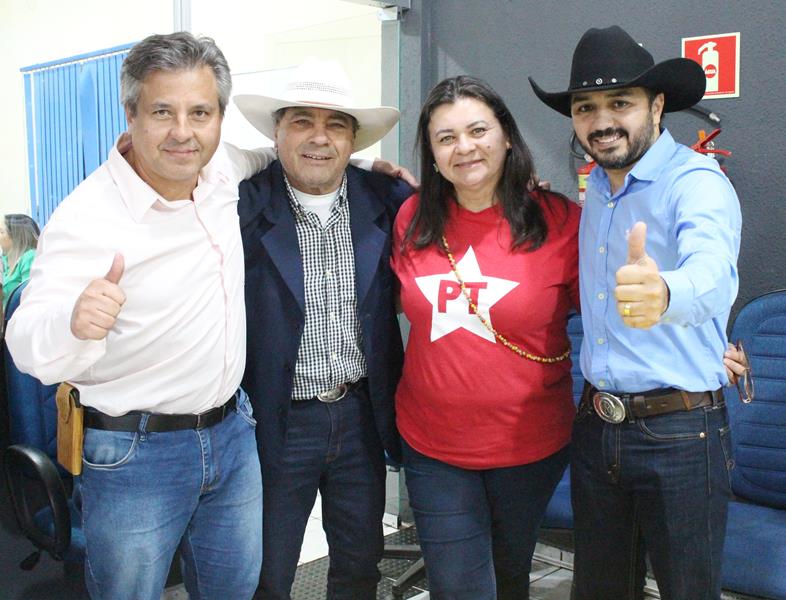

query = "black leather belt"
[315, 378, 367, 403]
[84, 392, 239, 432]
[582, 382, 720, 424]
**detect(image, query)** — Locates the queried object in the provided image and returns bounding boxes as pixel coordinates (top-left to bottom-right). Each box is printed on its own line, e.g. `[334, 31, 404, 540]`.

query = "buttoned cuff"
[659, 270, 693, 325]
[25, 305, 107, 384]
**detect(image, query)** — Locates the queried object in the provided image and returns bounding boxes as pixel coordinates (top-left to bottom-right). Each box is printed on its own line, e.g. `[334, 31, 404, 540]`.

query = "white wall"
[0, 0, 382, 219]
[190, 1, 382, 158]
[0, 0, 172, 216]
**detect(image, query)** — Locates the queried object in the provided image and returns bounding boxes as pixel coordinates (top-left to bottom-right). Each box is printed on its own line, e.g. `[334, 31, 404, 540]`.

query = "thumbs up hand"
[614, 222, 669, 329]
[70, 253, 127, 340]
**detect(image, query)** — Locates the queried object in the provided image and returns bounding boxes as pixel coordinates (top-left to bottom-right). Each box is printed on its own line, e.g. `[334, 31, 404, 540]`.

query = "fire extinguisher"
[691, 128, 732, 175]
[576, 160, 596, 207]
[570, 132, 596, 206]
[698, 42, 720, 93]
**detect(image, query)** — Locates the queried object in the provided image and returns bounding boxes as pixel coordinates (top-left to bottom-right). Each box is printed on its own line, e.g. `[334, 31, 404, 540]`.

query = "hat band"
[576, 75, 623, 89]
[290, 99, 344, 108]
[286, 81, 349, 96]
[285, 81, 355, 103]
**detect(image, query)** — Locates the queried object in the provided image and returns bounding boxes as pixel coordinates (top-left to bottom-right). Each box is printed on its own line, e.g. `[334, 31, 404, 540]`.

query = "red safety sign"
[682, 32, 740, 99]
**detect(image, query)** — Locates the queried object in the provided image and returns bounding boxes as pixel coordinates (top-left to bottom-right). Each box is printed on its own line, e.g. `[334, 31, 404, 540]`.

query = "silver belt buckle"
[592, 392, 627, 424]
[316, 383, 348, 403]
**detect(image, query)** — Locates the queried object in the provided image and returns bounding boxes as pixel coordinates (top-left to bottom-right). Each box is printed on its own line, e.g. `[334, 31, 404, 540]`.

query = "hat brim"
[529, 58, 706, 117]
[233, 95, 400, 152]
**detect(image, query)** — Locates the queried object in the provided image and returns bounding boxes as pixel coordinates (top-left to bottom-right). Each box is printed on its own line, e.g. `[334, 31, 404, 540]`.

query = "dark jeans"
[257, 386, 386, 600]
[402, 440, 569, 600]
[570, 398, 733, 600]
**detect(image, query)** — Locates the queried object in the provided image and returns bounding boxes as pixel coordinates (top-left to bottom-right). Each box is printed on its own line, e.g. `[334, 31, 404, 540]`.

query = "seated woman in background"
[391, 75, 579, 599]
[1, 214, 40, 309]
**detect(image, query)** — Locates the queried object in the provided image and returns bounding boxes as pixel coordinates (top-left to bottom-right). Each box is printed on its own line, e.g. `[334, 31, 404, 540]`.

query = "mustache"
[587, 127, 628, 143]
[300, 146, 337, 158]
[161, 142, 200, 151]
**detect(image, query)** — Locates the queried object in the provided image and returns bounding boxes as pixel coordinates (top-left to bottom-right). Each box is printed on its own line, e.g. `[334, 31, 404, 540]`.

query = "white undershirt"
[290, 188, 340, 227]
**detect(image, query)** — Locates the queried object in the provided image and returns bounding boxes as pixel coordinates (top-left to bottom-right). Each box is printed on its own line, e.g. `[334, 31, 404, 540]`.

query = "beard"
[578, 112, 657, 170]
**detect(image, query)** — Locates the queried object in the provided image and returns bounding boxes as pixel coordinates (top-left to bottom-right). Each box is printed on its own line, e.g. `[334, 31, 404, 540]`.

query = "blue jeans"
[258, 386, 386, 600]
[570, 396, 733, 600]
[402, 440, 569, 600]
[79, 391, 263, 600]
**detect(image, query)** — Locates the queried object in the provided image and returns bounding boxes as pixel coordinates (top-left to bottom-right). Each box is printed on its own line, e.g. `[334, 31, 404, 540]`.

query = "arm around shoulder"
[224, 143, 277, 182]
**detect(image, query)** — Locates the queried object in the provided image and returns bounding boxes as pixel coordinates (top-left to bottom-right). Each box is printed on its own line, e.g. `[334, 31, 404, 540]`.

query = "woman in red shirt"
[391, 76, 580, 599]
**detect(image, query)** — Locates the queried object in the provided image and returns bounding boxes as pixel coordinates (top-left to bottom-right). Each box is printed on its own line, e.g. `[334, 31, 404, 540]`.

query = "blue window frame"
[21, 44, 134, 226]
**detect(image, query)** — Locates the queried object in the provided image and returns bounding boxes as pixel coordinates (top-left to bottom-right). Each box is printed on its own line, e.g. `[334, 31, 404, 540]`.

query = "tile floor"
[162, 492, 400, 600]
[526, 545, 752, 600]
[164, 499, 756, 600]
[293, 497, 582, 600]
[298, 491, 400, 566]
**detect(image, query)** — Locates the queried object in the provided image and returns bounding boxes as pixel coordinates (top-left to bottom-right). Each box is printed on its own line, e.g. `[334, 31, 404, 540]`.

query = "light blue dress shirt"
[579, 129, 741, 393]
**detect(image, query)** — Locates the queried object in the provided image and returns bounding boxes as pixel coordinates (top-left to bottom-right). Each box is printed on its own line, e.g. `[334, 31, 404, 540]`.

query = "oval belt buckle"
[592, 392, 627, 424]
[317, 384, 348, 403]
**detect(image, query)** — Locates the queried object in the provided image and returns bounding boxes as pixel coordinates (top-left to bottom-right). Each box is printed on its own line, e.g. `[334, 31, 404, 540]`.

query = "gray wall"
[395, 0, 786, 317]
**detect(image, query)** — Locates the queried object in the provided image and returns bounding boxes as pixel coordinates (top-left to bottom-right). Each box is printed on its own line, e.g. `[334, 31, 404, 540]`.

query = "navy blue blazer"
[239, 161, 413, 478]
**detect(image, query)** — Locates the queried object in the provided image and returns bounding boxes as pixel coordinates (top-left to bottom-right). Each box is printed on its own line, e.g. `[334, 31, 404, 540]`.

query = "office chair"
[2, 280, 85, 573]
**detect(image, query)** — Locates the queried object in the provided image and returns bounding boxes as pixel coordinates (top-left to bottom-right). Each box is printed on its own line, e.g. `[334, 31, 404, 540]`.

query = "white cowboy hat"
[233, 58, 400, 151]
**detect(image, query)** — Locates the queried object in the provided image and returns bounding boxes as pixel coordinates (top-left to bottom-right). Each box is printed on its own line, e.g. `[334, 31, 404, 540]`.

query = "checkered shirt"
[284, 173, 367, 401]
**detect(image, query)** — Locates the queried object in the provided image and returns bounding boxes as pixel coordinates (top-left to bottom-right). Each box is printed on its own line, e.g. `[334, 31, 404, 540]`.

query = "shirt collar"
[104, 137, 232, 223]
[627, 128, 676, 182]
[283, 172, 348, 220]
[588, 128, 677, 200]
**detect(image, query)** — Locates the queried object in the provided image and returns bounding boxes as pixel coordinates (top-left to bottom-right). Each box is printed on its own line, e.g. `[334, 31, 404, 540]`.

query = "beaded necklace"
[440, 235, 571, 363]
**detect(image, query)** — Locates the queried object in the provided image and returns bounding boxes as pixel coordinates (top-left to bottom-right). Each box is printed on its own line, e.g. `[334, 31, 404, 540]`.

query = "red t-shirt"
[391, 191, 580, 469]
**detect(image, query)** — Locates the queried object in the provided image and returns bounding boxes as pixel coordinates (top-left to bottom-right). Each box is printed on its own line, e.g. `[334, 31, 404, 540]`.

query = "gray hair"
[121, 32, 232, 116]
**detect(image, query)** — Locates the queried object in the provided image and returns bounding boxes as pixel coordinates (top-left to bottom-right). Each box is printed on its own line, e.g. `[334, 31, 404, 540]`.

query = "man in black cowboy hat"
[531, 26, 741, 599]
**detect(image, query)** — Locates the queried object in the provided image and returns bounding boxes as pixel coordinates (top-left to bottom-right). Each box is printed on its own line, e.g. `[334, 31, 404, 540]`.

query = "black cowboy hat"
[529, 25, 706, 117]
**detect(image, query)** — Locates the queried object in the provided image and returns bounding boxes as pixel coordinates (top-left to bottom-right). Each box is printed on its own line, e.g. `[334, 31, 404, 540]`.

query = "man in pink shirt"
[7, 32, 264, 600]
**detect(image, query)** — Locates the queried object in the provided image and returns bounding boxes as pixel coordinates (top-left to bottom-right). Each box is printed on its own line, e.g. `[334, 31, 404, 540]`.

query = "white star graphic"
[415, 246, 519, 343]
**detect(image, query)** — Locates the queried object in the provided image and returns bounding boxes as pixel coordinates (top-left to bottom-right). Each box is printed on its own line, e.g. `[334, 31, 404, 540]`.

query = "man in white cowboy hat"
[234, 58, 413, 599]
[530, 26, 741, 599]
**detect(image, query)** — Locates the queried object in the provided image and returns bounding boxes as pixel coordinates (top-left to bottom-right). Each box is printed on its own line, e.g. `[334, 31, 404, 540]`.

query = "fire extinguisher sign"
[682, 32, 740, 99]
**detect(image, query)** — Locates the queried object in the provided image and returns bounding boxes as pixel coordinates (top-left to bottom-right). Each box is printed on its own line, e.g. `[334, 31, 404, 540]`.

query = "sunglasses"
[734, 340, 754, 404]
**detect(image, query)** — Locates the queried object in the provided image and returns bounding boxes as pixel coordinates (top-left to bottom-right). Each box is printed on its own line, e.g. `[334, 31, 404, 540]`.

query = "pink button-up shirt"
[7, 141, 270, 415]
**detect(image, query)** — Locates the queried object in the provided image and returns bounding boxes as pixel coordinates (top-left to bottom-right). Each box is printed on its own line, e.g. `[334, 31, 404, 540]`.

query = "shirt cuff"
[60, 312, 107, 360]
[659, 270, 693, 325]
[30, 306, 107, 384]
[349, 157, 374, 171]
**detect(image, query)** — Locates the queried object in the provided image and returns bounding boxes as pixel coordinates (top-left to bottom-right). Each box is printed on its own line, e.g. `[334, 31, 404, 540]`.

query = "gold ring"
[623, 303, 631, 317]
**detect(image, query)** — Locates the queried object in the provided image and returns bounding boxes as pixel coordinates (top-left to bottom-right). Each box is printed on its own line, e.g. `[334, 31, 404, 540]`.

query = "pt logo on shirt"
[437, 280, 486, 312]
[415, 246, 518, 343]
